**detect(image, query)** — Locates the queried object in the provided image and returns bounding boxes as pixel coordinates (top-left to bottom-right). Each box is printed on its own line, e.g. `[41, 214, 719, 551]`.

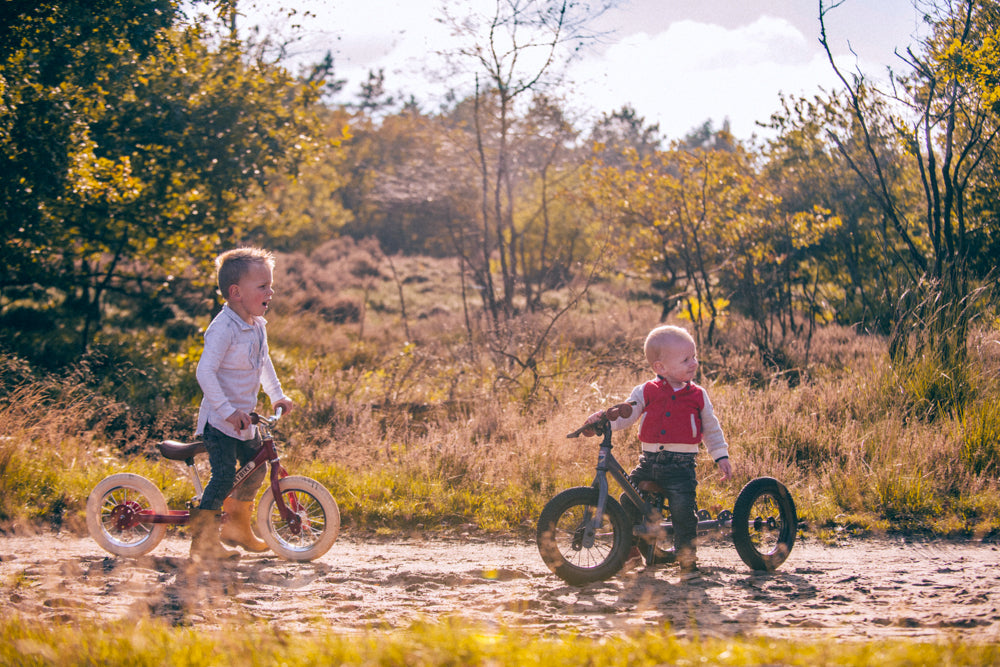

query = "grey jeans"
[199, 422, 266, 509]
[628, 450, 698, 563]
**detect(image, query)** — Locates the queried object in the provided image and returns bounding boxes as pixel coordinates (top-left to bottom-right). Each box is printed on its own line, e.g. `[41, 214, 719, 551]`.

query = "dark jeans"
[628, 450, 698, 565]
[199, 422, 265, 510]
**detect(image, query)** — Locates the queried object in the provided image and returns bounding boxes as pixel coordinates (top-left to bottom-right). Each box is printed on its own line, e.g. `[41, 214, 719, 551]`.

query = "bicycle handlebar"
[250, 410, 282, 427]
[566, 401, 637, 439]
[567, 419, 608, 439]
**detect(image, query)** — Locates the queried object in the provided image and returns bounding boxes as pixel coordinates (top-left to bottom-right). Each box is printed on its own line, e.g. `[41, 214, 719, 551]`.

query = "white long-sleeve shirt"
[195, 304, 287, 440]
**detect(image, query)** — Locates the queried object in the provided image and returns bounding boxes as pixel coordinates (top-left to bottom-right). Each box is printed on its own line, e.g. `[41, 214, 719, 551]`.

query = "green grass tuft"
[2, 614, 999, 667]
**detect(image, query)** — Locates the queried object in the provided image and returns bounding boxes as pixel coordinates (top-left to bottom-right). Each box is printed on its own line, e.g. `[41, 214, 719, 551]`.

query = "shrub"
[961, 399, 1000, 476]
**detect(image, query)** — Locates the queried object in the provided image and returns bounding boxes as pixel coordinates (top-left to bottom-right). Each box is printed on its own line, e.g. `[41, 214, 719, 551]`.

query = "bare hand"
[273, 398, 295, 416]
[226, 410, 252, 431]
[717, 457, 733, 483]
[580, 402, 634, 437]
[606, 402, 633, 420]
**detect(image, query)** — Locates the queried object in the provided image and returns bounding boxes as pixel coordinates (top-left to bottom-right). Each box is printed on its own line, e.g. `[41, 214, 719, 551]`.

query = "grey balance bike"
[536, 412, 797, 585]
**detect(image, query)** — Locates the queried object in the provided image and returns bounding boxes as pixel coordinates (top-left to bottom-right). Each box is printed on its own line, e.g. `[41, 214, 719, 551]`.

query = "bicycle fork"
[266, 456, 304, 534]
[577, 448, 613, 550]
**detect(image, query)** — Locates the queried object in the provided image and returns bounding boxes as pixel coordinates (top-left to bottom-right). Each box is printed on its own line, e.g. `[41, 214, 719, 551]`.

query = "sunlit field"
[3, 615, 999, 667]
[3, 243, 998, 541]
[2, 245, 999, 664]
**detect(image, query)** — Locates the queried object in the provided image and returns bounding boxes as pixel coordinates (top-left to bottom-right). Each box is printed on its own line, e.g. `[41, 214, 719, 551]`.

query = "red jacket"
[638, 377, 705, 444]
[609, 376, 729, 461]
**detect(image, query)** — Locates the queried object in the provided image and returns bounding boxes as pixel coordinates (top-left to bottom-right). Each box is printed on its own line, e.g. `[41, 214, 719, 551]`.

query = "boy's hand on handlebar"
[580, 402, 634, 437]
[579, 411, 604, 437]
[273, 397, 295, 416]
[226, 409, 253, 431]
[606, 402, 634, 421]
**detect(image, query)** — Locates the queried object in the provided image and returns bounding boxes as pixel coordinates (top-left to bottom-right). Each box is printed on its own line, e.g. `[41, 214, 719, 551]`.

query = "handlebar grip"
[275, 406, 284, 419]
[567, 420, 602, 438]
[568, 400, 637, 438]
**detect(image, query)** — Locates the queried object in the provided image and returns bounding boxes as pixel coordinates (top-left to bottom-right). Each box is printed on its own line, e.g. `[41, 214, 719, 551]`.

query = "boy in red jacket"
[586, 325, 732, 577]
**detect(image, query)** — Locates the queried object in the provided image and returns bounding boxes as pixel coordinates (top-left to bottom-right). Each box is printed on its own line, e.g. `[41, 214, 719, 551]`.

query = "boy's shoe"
[221, 498, 269, 553]
[622, 546, 645, 572]
[679, 564, 700, 581]
[646, 546, 676, 566]
[189, 508, 241, 562]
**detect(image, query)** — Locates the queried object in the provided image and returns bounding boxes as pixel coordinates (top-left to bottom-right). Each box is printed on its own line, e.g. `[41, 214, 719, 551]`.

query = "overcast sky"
[233, 0, 925, 141]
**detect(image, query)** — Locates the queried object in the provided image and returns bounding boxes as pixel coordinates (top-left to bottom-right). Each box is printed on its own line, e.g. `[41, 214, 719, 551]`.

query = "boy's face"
[228, 262, 274, 322]
[651, 337, 698, 385]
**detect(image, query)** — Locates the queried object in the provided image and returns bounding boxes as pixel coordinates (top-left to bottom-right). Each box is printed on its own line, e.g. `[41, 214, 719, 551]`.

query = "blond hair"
[216, 247, 275, 300]
[643, 325, 695, 364]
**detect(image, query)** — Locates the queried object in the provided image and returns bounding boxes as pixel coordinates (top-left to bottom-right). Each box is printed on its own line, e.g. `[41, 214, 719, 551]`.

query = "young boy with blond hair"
[586, 325, 732, 576]
[190, 247, 295, 561]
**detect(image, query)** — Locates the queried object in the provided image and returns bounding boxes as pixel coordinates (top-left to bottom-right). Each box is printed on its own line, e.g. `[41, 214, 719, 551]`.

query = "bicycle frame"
[121, 415, 300, 532]
[584, 422, 733, 547]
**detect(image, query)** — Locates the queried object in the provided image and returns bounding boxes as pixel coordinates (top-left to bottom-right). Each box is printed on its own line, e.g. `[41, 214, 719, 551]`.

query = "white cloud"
[228, 1, 909, 140]
[564, 16, 843, 140]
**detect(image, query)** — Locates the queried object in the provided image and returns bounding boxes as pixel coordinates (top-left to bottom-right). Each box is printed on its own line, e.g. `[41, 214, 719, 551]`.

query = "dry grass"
[1, 246, 999, 538]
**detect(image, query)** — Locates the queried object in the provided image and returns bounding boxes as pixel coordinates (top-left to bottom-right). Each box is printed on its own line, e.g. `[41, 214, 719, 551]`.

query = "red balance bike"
[86, 411, 339, 562]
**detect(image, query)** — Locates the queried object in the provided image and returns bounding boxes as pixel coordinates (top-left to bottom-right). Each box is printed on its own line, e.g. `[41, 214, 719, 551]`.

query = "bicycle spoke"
[268, 489, 328, 550]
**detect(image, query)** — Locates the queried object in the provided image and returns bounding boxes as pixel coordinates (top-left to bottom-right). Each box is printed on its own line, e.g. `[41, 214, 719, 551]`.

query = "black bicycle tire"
[536, 486, 632, 585]
[731, 476, 797, 571]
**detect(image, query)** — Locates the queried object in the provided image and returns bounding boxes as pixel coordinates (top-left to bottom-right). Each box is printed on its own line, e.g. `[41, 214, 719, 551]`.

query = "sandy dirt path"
[2, 531, 1000, 642]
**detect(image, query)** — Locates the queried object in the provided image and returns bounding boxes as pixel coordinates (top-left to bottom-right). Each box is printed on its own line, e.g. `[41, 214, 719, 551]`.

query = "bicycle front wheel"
[256, 476, 340, 561]
[536, 486, 631, 586]
[731, 477, 797, 571]
[86, 473, 168, 557]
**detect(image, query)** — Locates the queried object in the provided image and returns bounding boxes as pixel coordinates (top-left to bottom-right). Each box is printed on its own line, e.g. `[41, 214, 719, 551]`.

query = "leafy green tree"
[0, 0, 180, 360]
[240, 104, 353, 252]
[334, 104, 480, 257]
[587, 104, 662, 168]
[587, 129, 841, 356]
[819, 0, 1000, 363]
[762, 93, 898, 329]
[510, 94, 586, 309]
[0, 1, 328, 366]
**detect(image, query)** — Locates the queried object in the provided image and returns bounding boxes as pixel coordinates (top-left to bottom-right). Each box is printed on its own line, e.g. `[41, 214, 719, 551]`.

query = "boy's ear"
[227, 284, 240, 301]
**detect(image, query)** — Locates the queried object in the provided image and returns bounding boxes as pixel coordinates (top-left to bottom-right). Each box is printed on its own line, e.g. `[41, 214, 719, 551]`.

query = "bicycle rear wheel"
[86, 473, 168, 557]
[256, 476, 340, 561]
[536, 486, 631, 585]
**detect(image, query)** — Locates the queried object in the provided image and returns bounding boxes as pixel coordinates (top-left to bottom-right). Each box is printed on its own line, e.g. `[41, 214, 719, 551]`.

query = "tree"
[438, 0, 615, 325]
[587, 104, 662, 168]
[335, 104, 480, 258]
[588, 128, 840, 358]
[240, 105, 354, 252]
[819, 0, 1000, 363]
[511, 93, 585, 310]
[0, 1, 329, 365]
[762, 93, 896, 329]
[0, 0, 179, 361]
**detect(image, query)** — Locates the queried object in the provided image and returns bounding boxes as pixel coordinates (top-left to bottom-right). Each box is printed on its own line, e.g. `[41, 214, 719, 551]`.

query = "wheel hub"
[109, 501, 142, 531]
